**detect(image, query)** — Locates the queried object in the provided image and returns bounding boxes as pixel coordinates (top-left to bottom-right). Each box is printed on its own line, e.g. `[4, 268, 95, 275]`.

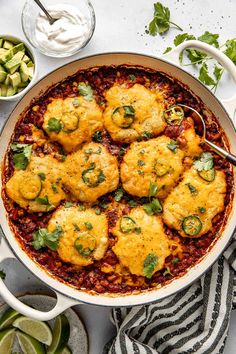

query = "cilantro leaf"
[163, 46, 172, 54]
[143, 253, 158, 278]
[47, 118, 62, 133]
[194, 152, 214, 171]
[92, 131, 102, 143]
[163, 266, 173, 276]
[199, 63, 216, 86]
[174, 33, 196, 46]
[143, 198, 162, 215]
[38, 173, 46, 181]
[115, 189, 124, 202]
[148, 2, 182, 35]
[78, 83, 93, 101]
[186, 49, 207, 64]
[167, 140, 178, 153]
[11, 143, 32, 170]
[32, 226, 63, 251]
[198, 31, 219, 48]
[224, 39, 236, 64]
[149, 182, 158, 197]
[186, 183, 198, 195]
[35, 195, 52, 210]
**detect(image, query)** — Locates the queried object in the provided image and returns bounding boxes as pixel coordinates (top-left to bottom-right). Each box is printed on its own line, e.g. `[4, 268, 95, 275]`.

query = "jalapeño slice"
[19, 173, 42, 200]
[82, 163, 106, 187]
[182, 215, 202, 236]
[163, 105, 184, 125]
[74, 232, 96, 257]
[112, 105, 135, 128]
[198, 168, 215, 182]
[120, 216, 136, 233]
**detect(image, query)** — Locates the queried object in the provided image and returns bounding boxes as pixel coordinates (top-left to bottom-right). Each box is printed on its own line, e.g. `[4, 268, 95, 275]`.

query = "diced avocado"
[0, 84, 7, 96]
[4, 51, 24, 72]
[9, 72, 21, 88]
[20, 62, 29, 82]
[3, 40, 14, 50]
[0, 39, 3, 48]
[18, 81, 28, 88]
[0, 49, 12, 63]
[27, 61, 34, 79]
[4, 74, 10, 85]
[23, 54, 30, 63]
[11, 43, 25, 55]
[0, 48, 7, 55]
[0, 70, 7, 83]
[6, 85, 17, 96]
[0, 64, 6, 72]
[9, 64, 20, 74]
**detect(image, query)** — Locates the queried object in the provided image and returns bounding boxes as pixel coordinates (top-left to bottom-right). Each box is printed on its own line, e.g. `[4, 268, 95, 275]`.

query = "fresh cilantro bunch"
[148, 2, 182, 35]
[32, 226, 63, 251]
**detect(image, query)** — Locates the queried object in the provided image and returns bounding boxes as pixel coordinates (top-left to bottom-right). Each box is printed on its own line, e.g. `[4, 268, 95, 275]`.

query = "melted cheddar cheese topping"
[104, 84, 166, 143]
[163, 167, 226, 237]
[43, 96, 103, 152]
[121, 136, 184, 199]
[112, 207, 171, 276]
[48, 206, 108, 266]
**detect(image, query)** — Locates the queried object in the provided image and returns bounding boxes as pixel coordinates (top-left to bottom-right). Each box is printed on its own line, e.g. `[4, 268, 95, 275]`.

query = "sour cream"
[35, 4, 91, 53]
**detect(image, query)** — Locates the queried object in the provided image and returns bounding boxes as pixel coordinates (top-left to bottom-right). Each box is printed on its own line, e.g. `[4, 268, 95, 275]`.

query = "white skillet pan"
[0, 40, 236, 320]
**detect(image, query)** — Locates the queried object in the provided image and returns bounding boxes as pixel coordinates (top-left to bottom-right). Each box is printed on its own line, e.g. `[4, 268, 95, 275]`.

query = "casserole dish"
[0, 40, 236, 320]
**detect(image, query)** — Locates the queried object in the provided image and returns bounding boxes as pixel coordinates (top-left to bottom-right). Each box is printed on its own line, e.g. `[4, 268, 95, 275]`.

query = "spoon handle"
[33, 0, 54, 24]
[205, 139, 236, 167]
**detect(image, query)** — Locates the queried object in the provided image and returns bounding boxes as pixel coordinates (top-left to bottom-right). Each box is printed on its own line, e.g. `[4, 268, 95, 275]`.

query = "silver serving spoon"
[33, 0, 57, 25]
[179, 104, 236, 166]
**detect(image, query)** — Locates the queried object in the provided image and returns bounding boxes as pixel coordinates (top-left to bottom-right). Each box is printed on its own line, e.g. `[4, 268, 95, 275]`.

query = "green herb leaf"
[115, 189, 124, 202]
[148, 2, 182, 35]
[224, 39, 236, 64]
[198, 31, 219, 48]
[123, 105, 135, 116]
[35, 196, 52, 211]
[47, 118, 62, 133]
[38, 172, 46, 181]
[142, 131, 152, 139]
[84, 222, 93, 230]
[73, 223, 81, 231]
[93, 131, 102, 143]
[138, 159, 145, 167]
[174, 33, 196, 46]
[143, 253, 158, 278]
[187, 49, 207, 64]
[32, 226, 63, 251]
[94, 206, 101, 215]
[172, 257, 179, 266]
[78, 204, 86, 211]
[51, 184, 58, 193]
[194, 152, 214, 171]
[198, 207, 206, 213]
[128, 199, 138, 208]
[11, 143, 32, 170]
[199, 63, 216, 86]
[72, 98, 80, 107]
[0, 270, 6, 280]
[65, 201, 74, 208]
[163, 46, 172, 54]
[129, 74, 136, 81]
[135, 227, 142, 234]
[167, 140, 178, 153]
[186, 183, 198, 195]
[143, 198, 162, 215]
[163, 266, 173, 276]
[78, 83, 93, 101]
[149, 182, 158, 197]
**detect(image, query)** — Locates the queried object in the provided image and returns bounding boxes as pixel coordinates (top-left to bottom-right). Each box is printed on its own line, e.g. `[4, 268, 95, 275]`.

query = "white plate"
[0, 294, 88, 353]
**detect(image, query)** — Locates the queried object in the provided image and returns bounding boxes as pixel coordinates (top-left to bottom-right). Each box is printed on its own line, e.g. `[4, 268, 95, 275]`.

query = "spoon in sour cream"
[33, 0, 58, 25]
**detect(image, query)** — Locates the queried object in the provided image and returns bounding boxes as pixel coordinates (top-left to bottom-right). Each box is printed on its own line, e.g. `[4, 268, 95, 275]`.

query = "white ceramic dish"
[0, 35, 37, 102]
[0, 40, 236, 320]
[0, 294, 88, 352]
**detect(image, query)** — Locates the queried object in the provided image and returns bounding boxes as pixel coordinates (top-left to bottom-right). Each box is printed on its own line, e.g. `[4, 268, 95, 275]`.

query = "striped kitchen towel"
[104, 237, 236, 354]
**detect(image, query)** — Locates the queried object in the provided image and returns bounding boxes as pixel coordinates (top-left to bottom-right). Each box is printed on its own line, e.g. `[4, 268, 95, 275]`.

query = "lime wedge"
[13, 316, 52, 345]
[16, 331, 45, 354]
[62, 346, 72, 354]
[47, 315, 70, 354]
[0, 308, 20, 330]
[0, 328, 15, 354]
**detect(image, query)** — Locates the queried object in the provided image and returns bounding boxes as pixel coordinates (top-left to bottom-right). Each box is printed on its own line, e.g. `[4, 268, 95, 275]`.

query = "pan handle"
[0, 237, 80, 321]
[163, 40, 236, 119]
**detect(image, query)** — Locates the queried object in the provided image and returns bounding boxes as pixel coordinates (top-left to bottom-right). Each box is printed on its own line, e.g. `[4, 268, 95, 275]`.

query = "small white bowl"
[0, 35, 37, 102]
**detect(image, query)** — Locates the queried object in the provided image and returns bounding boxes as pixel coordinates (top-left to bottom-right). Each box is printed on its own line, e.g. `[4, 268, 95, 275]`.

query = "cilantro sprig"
[148, 2, 183, 35]
[143, 253, 158, 278]
[143, 182, 163, 216]
[11, 143, 32, 170]
[32, 226, 63, 251]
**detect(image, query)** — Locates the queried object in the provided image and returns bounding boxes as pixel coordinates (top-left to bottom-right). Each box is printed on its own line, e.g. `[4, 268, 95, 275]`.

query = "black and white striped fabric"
[104, 236, 236, 354]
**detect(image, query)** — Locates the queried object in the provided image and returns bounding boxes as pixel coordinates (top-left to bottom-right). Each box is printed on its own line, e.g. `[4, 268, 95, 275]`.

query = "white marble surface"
[0, 0, 236, 353]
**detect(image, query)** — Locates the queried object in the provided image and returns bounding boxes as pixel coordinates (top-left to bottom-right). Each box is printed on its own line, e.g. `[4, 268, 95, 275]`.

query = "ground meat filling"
[2, 65, 234, 294]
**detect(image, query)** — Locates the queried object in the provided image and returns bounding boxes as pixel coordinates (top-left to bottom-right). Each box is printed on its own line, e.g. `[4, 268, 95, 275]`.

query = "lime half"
[16, 331, 45, 354]
[0, 328, 15, 354]
[13, 316, 52, 345]
[0, 308, 20, 330]
[62, 346, 72, 354]
[47, 314, 70, 354]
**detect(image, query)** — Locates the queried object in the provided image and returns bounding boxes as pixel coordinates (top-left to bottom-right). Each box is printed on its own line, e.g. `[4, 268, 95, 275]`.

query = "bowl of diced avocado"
[0, 35, 37, 100]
